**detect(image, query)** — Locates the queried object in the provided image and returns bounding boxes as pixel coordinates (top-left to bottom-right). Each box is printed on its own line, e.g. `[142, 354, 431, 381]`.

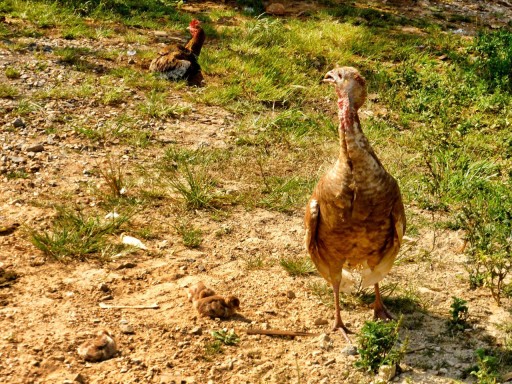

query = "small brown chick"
[187, 281, 215, 303]
[77, 330, 117, 362]
[194, 295, 240, 318]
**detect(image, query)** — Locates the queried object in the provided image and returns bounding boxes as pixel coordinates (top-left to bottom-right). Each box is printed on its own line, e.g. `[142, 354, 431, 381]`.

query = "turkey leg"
[372, 283, 395, 320]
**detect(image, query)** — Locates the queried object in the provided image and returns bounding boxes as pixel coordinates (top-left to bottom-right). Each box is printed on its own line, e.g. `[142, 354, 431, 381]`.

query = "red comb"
[189, 19, 200, 27]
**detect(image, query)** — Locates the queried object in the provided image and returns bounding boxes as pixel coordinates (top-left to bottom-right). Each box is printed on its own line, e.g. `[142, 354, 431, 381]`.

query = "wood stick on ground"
[99, 302, 160, 309]
[242, 328, 319, 337]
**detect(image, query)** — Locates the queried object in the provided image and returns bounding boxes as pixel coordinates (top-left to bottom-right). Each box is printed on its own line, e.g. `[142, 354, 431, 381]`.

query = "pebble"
[314, 318, 329, 326]
[266, 3, 285, 15]
[378, 364, 396, 381]
[99, 283, 110, 292]
[190, 326, 203, 335]
[286, 290, 296, 299]
[12, 118, 25, 128]
[120, 324, 135, 334]
[25, 144, 45, 153]
[341, 345, 358, 356]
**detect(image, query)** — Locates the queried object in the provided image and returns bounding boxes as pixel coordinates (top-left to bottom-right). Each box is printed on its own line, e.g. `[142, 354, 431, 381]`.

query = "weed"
[473, 30, 512, 91]
[243, 254, 265, 270]
[97, 158, 126, 198]
[168, 162, 216, 210]
[280, 256, 317, 277]
[6, 171, 29, 180]
[355, 317, 406, 373]
[211, 329, 240, 346]
[447, 296, 469, 333]
[175, 222, 202, 248]
[471, 349, 500, 384]
[138, 91, 191, 119]
[0, 84, 19, 99]
[5, 67, 21, 79]
[29, 206, 128, 262]
[456, 186, 512, 305]
[204, 340, 223, 357]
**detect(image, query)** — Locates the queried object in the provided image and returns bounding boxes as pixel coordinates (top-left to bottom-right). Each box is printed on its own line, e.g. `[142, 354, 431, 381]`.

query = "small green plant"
[175, 222, 203, 248]
[279, 256, 317, 277]
[447, 296, 469, 333]
[471, 349, 500, 384]
[457, 187, 512, 305]
[168, 162, 216, 210]
[5, 67, 21, 79]
[138, 91, 190, 119]
[211, 329, 240, 346]
[97, 158, 125, 198]
[355, 317, 406, 373]
[473, 30, 512, 91]
[0, 84, 19, 98]
[30, 206, 128, 261]
[204, 340, 223, 356]
[243, 254, 265, 270]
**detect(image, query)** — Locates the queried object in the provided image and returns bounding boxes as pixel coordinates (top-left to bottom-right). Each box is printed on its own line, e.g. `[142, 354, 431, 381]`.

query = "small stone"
[437, 367, 448, 375]
[120, 324, 135, 334]
[116, 262, 136, 270]
[325, 358, 336, 366]
[266, 3, 285, 15]
[13, 118, 25, 128]
[99, 283, 110, 292]
[10, 156, 26, 164]
[341, 345, 358, 356]
[26, 144, 45, 153]
[100, 295, 113, 301]
[73, 373, 87, 384]
[120, 367, 128, 373]
[314, 318, 329, 326]
[190, 326, 202, 335]
[286, 290, 296, 299]
[378, 364, 396, 381]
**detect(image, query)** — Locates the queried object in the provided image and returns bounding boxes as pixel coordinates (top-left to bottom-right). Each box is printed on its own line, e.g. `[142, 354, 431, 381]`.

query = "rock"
[73, 373, 87, 384]
[120, 324, 135, 334]
[190, 326, 202, 335]
[10, 156, 26, 164]
[315, 333, 332, 350]
[77, 330, 117, 362]
[99, 283, 110, 292]
[378, 364, 396, 381]
[266, 3, 285, 15]
[341, 345, 358, 356]
[314, 318, 329, 326]
[286, 290, 296, 299]
[25, 144, 44, 153]
[116, 262, 137, 270]
[13, 118, 25, 128]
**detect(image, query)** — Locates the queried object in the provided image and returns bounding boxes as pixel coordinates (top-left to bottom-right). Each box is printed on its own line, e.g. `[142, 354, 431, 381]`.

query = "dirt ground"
[1, 1, 512, 383]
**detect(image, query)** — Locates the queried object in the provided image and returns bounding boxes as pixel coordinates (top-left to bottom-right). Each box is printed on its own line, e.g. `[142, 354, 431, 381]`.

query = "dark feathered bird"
[149, 19, 205, 85]
[304, 67, 406, 340]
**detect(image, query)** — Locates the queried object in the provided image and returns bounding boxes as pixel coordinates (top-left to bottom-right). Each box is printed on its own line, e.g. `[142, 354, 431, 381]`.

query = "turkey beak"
[322, 72, 336, 83]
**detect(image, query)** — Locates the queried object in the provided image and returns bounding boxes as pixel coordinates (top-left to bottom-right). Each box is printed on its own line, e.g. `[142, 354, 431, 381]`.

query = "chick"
[194, 295, 240, 318]
[187, 281, 215, 303]
[77, 330, 117, 362]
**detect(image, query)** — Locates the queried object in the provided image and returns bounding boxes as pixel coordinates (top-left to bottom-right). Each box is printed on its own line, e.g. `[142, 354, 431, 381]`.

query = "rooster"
[304, 67, 406, 340]
[149, 19, 205, 85]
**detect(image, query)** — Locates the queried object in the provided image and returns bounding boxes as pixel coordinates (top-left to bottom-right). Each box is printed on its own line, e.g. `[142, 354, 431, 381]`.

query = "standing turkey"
[150, 19, 205, 85]
[304, 67, 406, 340]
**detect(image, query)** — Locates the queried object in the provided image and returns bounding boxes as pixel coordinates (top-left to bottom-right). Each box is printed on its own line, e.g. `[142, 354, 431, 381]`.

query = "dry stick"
[99, 302, 159, 309]
[242, 328, 319, 337]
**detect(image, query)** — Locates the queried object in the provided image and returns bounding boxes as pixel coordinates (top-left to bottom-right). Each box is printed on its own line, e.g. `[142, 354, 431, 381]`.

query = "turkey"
[304, 67, 406, 340]
[149, 19, 205, 85]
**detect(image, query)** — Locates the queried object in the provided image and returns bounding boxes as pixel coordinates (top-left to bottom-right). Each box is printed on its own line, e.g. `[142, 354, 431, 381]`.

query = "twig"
[242, 328, 319, 337]
[99, 302, 159, 309]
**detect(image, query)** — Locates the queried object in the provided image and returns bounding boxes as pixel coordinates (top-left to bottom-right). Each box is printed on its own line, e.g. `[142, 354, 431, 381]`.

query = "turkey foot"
[332, 318, 353, 344]
[372, 283, 395, 321]
[372, 302, 395, 321]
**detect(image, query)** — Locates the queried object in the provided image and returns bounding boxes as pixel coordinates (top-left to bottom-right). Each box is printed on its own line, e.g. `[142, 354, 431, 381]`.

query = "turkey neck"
[335, 89, 385, 182]
[185, 28, 205, 56]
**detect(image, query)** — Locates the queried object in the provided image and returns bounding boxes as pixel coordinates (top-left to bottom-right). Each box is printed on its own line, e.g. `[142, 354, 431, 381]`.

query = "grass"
[175, 222, 203, 248]
[29, 206, 129, 262]
[280, 256, 317, 277]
